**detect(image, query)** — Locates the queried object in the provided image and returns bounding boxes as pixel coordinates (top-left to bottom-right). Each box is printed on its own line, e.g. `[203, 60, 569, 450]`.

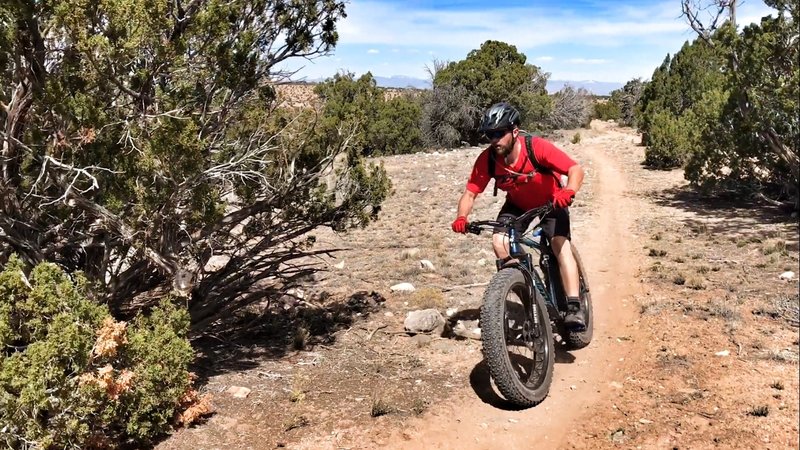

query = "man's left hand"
[552, 189, 575, 208]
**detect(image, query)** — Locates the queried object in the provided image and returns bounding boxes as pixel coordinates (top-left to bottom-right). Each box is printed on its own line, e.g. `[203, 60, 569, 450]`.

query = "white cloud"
[567, 58, 608, 65]
[288, 0, 778, 82]
[336, 1, 690, 48]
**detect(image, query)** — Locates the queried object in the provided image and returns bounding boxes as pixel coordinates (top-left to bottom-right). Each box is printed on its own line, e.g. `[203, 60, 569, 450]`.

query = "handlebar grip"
[466, 223, 481, 235]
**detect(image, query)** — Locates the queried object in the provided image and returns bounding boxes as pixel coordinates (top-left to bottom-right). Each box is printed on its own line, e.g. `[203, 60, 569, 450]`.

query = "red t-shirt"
[466, 135, 577, 210]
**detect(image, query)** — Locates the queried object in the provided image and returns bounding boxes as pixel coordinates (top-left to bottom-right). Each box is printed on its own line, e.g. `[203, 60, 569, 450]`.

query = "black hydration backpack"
[488, 134, 561, 196]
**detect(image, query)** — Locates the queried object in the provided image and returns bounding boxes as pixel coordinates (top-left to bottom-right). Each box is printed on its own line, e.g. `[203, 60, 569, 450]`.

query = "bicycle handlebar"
[466, 203, 554, 235]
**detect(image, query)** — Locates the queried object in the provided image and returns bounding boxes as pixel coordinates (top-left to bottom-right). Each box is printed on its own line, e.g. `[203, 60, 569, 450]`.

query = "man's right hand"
[451, 216, 468, 233]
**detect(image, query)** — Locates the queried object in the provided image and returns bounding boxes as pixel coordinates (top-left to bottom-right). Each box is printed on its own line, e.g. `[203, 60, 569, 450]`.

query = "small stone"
[405, 309, 445, 334]
[779, 271, 795, 281]
[227, 386, 251, 398]
[384, 311, 394, 317]
[445, 307, 458, 317]
[610, 382, 624, 389]
[419, 260, 436, 271]
[333, 261, 345, 269]
[204, 255, 230, 272]
[714, 350, 730, 357]
[391, 282, 416, 293]
[569, 385, 577, 391]
[639, 418, 653, 424]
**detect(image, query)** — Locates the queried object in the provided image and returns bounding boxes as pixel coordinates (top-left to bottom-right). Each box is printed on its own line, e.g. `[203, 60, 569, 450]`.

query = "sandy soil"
[156, 121, 799, 450]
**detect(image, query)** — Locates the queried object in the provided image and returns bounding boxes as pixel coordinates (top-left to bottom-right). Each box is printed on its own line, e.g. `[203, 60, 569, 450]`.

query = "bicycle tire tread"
[480, 268, 554, 407]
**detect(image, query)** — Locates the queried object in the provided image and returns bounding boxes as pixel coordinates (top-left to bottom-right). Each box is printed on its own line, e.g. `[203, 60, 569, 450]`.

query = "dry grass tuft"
[371, 397, 394, 417]
[762, 239, 787, 256]
[407, 287, 446, 309]
[747, 405, 770, 417]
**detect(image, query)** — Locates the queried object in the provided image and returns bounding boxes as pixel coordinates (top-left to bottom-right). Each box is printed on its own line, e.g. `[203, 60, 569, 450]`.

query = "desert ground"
[157, 120, 799, 450]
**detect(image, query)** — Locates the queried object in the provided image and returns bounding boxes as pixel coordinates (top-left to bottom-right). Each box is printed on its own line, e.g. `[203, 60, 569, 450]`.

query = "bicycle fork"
[518, 265, 544, 339]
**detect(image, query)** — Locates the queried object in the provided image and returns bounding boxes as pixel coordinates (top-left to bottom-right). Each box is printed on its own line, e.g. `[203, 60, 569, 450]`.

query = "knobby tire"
[480, 268, 554, 407]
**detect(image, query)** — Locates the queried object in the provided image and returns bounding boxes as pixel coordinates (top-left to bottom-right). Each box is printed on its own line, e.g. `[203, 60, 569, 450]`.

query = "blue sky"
[282, 0, 776, 83]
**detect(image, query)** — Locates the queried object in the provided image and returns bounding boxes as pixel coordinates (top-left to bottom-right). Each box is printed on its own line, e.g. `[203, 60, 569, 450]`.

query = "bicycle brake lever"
[466, 224, 481, 235]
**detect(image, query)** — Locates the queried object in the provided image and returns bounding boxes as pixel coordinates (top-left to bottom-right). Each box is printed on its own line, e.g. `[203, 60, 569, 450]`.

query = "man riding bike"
[450, 102, 587, 329]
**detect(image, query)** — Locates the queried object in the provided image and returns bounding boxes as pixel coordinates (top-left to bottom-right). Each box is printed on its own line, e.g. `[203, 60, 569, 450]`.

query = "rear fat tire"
[480, 268, 554, 407]
[564, 245, 593, 350]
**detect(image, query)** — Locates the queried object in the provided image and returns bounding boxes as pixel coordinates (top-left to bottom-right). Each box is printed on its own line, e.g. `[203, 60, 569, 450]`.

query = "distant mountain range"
[545, 80, 624, 96]
[373, 76, 624, 96]
[373, 75, 432, 89]
[304, 75, 623, 96]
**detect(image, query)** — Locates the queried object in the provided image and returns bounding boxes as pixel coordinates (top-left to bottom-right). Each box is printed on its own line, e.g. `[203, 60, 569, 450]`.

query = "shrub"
[644, 109, 692, 168]
[0, 256, 201, 449]
[547, 86, 593, 130]
[420, 83, 478, 148]
[317, 73, 424, 156]
[431, 41, 551, 142]
[593, 99, 621, 121]
[369, 94, 424, 155]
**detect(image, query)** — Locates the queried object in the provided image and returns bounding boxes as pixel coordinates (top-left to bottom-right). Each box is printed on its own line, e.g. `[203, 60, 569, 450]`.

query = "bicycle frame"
[517, 223, 568, 321]
[467, 203, 568, 323]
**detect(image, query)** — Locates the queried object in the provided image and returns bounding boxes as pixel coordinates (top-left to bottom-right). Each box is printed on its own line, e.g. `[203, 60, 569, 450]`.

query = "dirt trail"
[381, 123, 647, 449]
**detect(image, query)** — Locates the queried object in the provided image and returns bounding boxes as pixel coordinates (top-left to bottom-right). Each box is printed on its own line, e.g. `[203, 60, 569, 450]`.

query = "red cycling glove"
[451, 216, 468, 233]
[552, 189, 576, 209]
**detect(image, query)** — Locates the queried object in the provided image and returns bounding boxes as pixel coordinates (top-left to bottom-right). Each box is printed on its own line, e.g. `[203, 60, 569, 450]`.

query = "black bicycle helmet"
[478, 102, 520, 133]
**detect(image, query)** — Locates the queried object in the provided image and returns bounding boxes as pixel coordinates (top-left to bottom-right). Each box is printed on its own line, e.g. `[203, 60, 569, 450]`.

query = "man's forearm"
[565, 165, 585, 193]
[457, 190, 476, 217]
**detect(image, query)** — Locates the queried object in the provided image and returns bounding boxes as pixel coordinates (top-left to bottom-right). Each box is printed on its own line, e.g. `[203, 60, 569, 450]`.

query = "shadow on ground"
[648, 186, 798, 249]
[468, 342, 578, 411]
[189, 290, 386, 385]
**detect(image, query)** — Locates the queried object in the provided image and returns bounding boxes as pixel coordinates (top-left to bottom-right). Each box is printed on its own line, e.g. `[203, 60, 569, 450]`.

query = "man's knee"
[491, 232, 508, 257]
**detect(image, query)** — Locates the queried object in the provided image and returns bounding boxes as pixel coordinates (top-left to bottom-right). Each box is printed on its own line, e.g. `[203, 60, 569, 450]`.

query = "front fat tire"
[480, 268, 554, 407]
[564, 245, 594, 350]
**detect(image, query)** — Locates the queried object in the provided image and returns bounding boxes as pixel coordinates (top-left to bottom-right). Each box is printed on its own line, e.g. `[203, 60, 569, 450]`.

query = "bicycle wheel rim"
[503, 282, 551, 391]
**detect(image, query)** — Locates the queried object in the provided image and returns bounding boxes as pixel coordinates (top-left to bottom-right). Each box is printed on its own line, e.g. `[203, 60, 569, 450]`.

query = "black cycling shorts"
[494, 201, 571, 240]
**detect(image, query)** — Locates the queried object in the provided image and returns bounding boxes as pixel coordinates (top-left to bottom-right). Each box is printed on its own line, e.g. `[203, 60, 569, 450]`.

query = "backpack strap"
[524, 134, 562, 188]
[488, 150, 498, 196]
[487, 133, 562, 197]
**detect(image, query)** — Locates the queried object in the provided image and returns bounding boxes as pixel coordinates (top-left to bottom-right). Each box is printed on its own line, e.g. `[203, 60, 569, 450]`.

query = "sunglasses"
[485, 129, 509, 140]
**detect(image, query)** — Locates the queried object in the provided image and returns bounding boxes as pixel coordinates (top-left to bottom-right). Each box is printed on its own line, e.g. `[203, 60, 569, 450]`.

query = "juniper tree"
[0, 0, 392, 333]
[679, 0, 798, 205]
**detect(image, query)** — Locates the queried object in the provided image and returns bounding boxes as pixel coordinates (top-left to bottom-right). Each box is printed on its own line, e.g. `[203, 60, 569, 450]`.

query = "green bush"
[0, 256, 197, 449]
[368, 94, 424, 155]
[593, 100, 621, 121]
[433, 40, 551, 141]
[316, 73, 423, 156]
[644, 109, 692, 168]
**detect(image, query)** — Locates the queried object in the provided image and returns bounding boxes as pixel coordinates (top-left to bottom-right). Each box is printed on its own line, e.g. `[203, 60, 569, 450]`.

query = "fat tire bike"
[466, 203, 593, 407]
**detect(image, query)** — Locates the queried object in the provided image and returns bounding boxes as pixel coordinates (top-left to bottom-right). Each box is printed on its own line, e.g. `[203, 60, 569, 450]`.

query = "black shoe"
[564, 301, 586, 330]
